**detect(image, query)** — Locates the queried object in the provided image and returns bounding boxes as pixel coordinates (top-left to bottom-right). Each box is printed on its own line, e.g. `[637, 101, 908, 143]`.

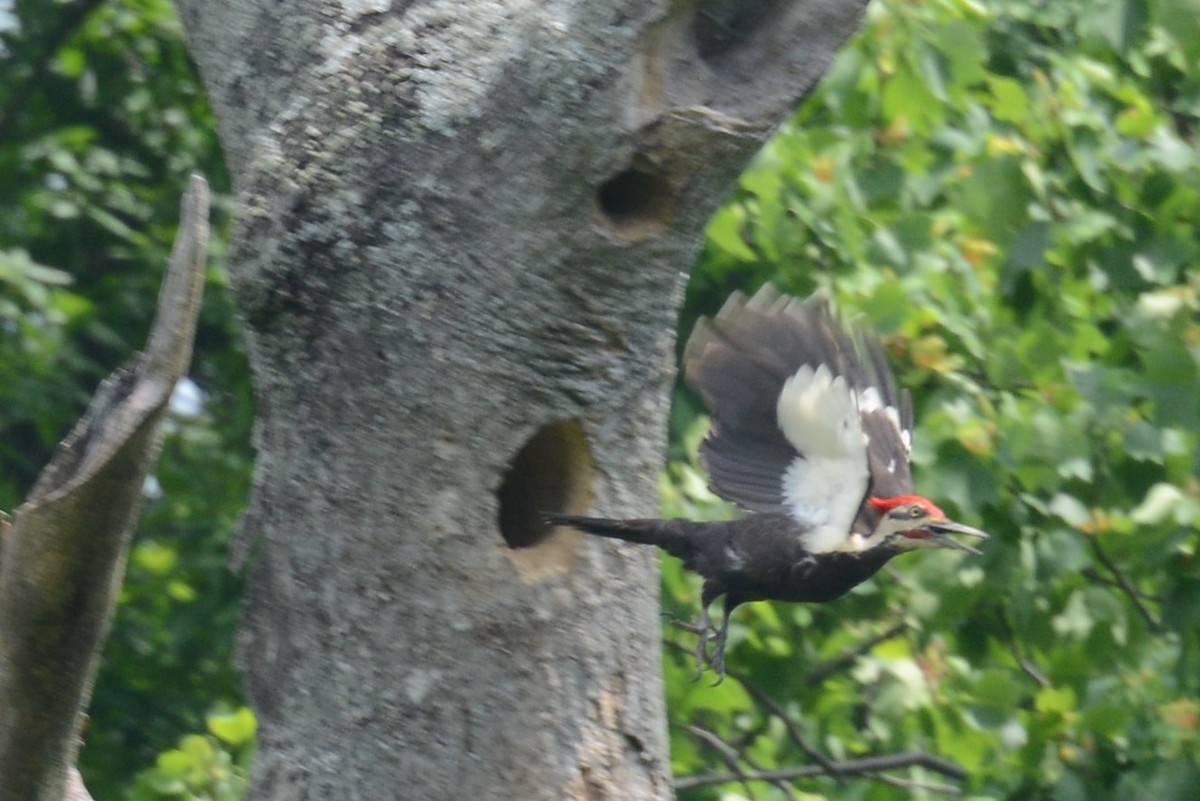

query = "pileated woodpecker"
[548, 285, 988, 679]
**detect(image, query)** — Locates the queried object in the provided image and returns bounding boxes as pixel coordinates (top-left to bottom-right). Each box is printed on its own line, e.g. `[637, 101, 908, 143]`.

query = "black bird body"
[549, 514, 897, 606]
[547, 285, 987, 678]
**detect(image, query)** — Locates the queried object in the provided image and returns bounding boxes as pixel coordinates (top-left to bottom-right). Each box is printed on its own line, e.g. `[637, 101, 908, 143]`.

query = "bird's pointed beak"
[927, 519, 989, 555]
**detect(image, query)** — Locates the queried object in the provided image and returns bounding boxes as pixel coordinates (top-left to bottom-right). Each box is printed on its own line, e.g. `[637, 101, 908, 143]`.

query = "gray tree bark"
[174, 2, 866, 798]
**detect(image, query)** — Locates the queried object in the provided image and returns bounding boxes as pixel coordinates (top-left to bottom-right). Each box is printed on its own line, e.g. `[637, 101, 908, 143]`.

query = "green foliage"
[1, 1, 250, 798]
[126, 707, 255, 801]
[670, 0, 1200, 798]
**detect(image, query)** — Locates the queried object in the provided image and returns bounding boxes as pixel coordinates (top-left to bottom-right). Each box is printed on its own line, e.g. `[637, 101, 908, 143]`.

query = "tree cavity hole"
[596, 163, 674, 241]
[693, 0, 788, 69]
[498, 419, 594, 580]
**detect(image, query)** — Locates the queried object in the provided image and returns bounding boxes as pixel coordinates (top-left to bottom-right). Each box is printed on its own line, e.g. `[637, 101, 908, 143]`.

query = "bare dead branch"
[681, 723, 749, 777]
[665, 633, 968, 796]
[665, 636, 832, 789]
[681, 722, 798, 800]
[721, 662, 840, 775]
[989, 605, 1050, 689]
[0, 176, 209, 801]
[1087, 539, 1163, 633]
[680, 723, 765, 799]
[1081, 568, 1161, 602]
[674, 751, 968, 792]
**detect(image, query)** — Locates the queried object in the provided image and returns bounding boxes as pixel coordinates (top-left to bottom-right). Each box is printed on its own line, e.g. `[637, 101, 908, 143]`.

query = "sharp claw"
[692, 600, 732, 684]
[667, 602, 732, 683]
[692, 606, 712, 682]
[709, 650, 726, 686]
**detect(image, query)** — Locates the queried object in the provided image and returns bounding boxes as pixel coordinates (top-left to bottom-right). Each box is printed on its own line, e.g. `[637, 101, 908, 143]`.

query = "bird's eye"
[909, 506, 923, 518]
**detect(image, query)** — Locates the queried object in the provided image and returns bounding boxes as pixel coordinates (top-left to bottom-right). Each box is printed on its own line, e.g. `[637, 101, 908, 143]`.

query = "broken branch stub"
[0, 175, 210, 801]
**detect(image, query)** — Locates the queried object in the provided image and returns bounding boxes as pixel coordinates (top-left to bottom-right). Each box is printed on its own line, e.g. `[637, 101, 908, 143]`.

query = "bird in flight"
[548, 285, 988, 680]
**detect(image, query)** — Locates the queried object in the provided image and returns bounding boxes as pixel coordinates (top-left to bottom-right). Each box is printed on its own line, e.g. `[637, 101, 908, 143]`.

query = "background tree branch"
[663, 628, 968, 797]
[674, 751, 969, 792]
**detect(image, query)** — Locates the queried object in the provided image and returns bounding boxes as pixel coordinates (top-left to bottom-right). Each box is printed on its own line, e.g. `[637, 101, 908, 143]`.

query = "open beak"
[927, 519, 989, 555]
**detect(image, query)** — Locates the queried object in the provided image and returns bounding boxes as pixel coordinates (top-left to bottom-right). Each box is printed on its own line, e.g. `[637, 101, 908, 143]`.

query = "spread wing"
[682, 285, 914, 552]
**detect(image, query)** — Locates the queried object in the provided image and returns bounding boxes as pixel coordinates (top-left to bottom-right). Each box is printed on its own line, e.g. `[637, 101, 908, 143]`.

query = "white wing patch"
[776, 364, 870, 553]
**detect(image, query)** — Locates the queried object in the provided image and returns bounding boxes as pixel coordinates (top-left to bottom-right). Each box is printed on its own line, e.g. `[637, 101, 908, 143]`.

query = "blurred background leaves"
[668, 0, 1200, 798]
[1, 0, 251, 798]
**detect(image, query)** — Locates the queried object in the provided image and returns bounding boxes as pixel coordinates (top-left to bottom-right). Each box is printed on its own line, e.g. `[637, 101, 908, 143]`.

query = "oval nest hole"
[498, 419, 595, 582]
[693, 0, 788, 69]
[595, 163, 675, 242]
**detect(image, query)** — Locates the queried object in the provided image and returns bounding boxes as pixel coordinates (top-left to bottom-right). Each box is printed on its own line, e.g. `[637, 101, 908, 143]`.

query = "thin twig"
[1088, 538, 1162, 633]
[724, 665, 841, 776]
[679, 723, 756, 798]
[681, 723, 798, 800]
[666, 622, 911, 776]
[664, 636, 967, 795]
[994, 605, 1050, 688]
[804, 620, 907, 687]
[1000, 623, 1050, 688]
[674, 751, 968, 791]
[1014, 651, 1051, 689]
[1081, 568, 1162, 602]
[874, 771, 963, 795]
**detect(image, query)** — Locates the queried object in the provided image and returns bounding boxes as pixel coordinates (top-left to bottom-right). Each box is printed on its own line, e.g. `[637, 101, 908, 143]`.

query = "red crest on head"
[868, 495, 945, 518]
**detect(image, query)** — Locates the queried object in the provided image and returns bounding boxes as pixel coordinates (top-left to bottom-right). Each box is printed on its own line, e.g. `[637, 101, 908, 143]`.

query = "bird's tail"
[543, 513, 700, 561]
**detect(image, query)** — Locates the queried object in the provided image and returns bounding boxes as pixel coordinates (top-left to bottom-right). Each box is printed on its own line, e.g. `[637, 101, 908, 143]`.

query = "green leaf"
[973, 669, 1027, 709]
[934, 19, 989, 91]
[882, 68, 941, 135]
[705, 205, 757, 261]
[1002, 222, 1052, 293]
[1078, 0, 1148, 52]
[986, 76, 1029, 123]
[1052, 592, 1094, 640]
[1131, 483, 1185, 525]
[1048, 494, 1090, 528]
[132, 540, 178, 576]
[207, 707, 257, 746]
[1080, 700, 1132, 738]
[154, 748, 193, 777]
[957, 157, 1032, 243]
[1035, 685, 1078, 715]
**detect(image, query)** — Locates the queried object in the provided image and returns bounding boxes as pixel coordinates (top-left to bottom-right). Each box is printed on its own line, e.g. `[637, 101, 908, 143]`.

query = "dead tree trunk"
[174, 2, 866, 797]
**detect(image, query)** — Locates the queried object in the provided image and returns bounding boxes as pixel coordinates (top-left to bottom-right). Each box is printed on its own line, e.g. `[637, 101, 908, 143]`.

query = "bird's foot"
[706, 615, 732, 685]
[662, 610, 719, 682]
[691, 619, 715, 683]
[662, 608, 729, 683]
